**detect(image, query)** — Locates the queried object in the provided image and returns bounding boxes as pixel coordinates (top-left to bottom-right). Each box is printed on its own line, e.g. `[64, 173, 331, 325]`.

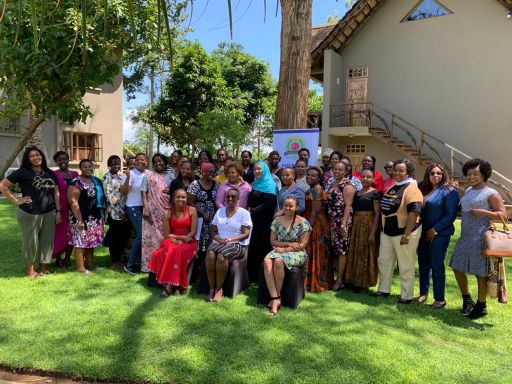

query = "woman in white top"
[205, 187, 252, 302]
[121, 152, 148, 274]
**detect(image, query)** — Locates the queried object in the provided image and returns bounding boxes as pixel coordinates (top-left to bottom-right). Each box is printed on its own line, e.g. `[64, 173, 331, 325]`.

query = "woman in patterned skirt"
[345, 169, 381, 292]
[304, 166, 333, 292]
[68, 159, 106, 274]
[263, 196, 311, 316]
[326, 161, 355, 291]
[450, 158, 507, 319]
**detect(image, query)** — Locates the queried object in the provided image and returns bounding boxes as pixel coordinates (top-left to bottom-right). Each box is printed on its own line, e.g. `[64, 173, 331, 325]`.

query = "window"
[401, 0, 453, 22]
[63, 131, 103, 162]
[345, 144, 366, 154]
[0, 118, 19, 135]
[348, 66, 368, 78]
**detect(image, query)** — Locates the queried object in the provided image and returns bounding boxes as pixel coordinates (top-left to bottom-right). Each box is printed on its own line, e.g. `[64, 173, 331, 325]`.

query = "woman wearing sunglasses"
[417, 164, 459, 308]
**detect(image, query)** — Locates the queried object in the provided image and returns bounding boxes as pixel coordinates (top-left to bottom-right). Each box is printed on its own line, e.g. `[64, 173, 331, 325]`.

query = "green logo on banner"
[284, 136, 305, 157]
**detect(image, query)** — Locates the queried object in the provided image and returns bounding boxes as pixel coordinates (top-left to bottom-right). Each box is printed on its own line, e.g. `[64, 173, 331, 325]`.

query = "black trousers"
[104, 215, 131, 263]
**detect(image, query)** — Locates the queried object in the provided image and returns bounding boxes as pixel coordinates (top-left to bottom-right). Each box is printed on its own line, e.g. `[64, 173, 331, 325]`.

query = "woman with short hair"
[374, 159, 423, 304]
[276, 167, 306, 216]
[52, 150, 78, 267]
[205, 188, 252, 302]
[169, 159, 197, 199]
[103, 155, 130, 269]
[140, 153, 174, 272]
[417, 163, 459, 308]
[215, 162, 252, 209]
[450, 158, 507, 319]
[326, 161, 355, 291]
[353, 155, 384, 192]
[294, 159, 309, 193]
[68, 159, 106, 274]
[241, 150, 255, 184]
[0, 146, 60, 277]
[264, 195, 311, 316]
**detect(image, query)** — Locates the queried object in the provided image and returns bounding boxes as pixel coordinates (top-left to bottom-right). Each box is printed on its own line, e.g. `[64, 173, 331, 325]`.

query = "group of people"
[0, 145, 506, 319]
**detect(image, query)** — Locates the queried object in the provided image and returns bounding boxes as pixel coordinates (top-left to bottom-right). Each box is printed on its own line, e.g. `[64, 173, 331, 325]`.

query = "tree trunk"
[26, 109, 44, 149]
[0, 112, 46, 179]
[274, 0, 312, 129]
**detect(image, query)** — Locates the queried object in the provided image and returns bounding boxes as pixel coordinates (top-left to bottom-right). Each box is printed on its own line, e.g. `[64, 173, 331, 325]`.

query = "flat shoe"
[432, 301, 446, 309]
[417, 295, 428, 303]
[372, 291, 390, 297]
[397, 298, 413, 304]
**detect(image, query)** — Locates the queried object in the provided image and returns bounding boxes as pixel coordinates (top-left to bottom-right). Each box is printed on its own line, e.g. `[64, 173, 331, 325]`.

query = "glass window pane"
[403, 0, 452, 22]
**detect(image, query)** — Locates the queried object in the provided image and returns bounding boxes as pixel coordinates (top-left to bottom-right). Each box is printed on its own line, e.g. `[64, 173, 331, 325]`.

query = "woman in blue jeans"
[121, 153, 149, 274]
[417, 163, 459, 308]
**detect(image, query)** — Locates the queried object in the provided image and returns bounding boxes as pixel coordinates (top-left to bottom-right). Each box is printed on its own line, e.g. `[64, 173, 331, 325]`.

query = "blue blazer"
[421, 187, 459, 236]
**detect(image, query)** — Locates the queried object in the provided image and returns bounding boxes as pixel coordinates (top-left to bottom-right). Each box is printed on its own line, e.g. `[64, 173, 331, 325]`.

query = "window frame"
[63, 131, 103, 163]
[401, 0, 453, 23]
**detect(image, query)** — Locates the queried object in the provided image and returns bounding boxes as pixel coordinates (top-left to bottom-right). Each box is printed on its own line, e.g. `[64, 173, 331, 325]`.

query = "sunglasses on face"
[430, 171, 443, 176]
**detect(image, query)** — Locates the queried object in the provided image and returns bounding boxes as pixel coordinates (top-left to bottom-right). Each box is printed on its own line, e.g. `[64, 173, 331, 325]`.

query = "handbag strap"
[495, 211, 509, 231]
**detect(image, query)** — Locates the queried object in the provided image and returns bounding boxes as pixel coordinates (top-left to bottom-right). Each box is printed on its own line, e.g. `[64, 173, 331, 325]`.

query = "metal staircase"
[330, 102, 512, 204]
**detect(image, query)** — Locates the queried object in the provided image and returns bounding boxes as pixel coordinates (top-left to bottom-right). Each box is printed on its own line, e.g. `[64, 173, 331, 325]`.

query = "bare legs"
[263, 257, 285, 315]
[333, 254, 346, 290]
[75, 248, 94, 273]
[205, 251, 229, 302]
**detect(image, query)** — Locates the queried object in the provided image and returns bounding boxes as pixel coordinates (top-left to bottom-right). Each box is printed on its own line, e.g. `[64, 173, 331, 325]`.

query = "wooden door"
[346, 66, 369, 126]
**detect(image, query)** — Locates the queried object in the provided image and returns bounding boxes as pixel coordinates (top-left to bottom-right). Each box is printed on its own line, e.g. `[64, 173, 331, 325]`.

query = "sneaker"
[461, 295, 475, 315]
[123, 265, 137, 275]
[467, 301, 488, 320]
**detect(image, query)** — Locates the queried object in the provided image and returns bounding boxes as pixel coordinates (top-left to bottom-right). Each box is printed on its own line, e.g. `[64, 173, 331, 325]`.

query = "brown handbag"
[481, 211, 512, 257]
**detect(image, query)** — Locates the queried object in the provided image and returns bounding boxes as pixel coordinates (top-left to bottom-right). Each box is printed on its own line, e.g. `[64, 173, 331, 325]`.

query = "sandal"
[417, 295, 428, 304]
[267, 296, 281, 317]
[431, 300, 446, 309]
[213, 289, 223, 302]
[160, 286, 172, 298]
[205, 289, 215, 302]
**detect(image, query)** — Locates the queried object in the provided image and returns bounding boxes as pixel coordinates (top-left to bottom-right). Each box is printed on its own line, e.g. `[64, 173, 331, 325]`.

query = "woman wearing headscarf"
[247, 160, 278, 281]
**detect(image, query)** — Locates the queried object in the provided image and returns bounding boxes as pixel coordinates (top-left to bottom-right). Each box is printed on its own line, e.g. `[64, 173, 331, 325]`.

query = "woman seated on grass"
[264, 196, 311, 316]
[205, 188, 252, 302]
[148, 188, 198, 298]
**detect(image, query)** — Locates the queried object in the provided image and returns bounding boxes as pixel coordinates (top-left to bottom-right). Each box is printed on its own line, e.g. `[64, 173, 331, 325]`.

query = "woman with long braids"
[263, 196, 311, 316]
[0, 146, 60, 277]
[148, 188, 198, 297]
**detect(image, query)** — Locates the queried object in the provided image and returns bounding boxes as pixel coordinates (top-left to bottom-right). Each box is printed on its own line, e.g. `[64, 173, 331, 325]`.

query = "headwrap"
[200, 162, 215, 175]
[252, 160, 278, 195]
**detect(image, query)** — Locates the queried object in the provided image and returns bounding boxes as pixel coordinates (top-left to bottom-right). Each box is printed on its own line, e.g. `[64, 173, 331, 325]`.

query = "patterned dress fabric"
[140, 171, 171, 272]
[68, 176, 104, 248]
[344, 189, 380, 288]
[265, 218, 311, 269]
[148, 207, 197, 289]
[304, 185, 333, 292]
[187, 180, 218, 252]
[53, 169, 78, 256]
[450, 186, 498, 277]
[326, 178, 353, 256]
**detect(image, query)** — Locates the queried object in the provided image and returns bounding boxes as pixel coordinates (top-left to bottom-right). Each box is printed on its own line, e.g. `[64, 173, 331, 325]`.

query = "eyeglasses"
[226, 195, 238, 200]
[430, 171, 443, 176]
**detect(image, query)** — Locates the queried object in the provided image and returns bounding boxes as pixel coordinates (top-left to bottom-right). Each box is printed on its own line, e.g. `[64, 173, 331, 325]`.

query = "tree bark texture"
[274, 0, 312, 129]
[0, 112, 46, 179]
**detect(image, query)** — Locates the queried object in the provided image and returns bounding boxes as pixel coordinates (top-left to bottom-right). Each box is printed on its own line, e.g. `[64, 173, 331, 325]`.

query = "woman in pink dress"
[148, 189, 198, 297]
[52, 151, 78, 267]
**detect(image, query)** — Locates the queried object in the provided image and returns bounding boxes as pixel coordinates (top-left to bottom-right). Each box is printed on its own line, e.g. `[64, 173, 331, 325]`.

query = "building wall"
[1, 74, 123, 174]
[325, 0, 512, 181]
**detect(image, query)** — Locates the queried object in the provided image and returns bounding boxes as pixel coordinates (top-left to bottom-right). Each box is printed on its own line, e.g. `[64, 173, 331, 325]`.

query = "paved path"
[0, 369, 95, 384]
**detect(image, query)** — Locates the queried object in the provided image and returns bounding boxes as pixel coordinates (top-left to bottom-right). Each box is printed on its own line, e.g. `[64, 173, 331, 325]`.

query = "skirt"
[207, 240, 246, 260]
[344, 211, 379, 288]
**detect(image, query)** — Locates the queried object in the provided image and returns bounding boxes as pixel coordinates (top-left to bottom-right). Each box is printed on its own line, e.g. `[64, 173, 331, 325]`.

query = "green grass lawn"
[0, 200, 511, 384]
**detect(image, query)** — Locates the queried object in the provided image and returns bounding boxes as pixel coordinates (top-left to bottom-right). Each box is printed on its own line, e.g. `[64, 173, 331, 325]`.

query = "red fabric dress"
[148, 206, 197, 289]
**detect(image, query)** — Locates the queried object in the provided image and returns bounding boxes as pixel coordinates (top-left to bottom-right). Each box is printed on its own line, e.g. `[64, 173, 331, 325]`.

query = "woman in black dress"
[247, 161, 278, 281]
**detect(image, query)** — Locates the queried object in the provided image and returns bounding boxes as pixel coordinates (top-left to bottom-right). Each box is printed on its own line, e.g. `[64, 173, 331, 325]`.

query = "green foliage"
[147, 41, 275, 154]
[307, 88, 323, 112]
[1, 200, 512, 384]
[0, 0, 129, 125]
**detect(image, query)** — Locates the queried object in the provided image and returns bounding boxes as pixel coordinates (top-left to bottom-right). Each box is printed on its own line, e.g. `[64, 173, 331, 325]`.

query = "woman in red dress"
[148, 188, 198, 297]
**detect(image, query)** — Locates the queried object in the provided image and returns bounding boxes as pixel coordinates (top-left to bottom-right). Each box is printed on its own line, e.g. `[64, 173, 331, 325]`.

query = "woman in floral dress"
[140, 153, 173, 272]
[326, 162, 355, 291]
[263, 195, 311, 316]
[304, 166, 332, 292]
[68, 159, 106, 274]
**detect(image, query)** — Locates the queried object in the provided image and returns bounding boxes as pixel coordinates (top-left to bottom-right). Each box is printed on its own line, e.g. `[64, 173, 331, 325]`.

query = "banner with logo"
[272, 128, 320, 168]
